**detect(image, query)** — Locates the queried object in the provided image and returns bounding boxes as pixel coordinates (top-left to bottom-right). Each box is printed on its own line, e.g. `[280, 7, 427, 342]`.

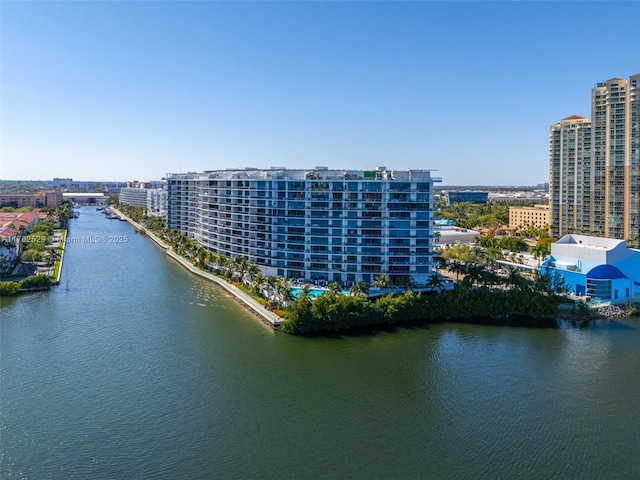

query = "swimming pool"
[289, 287, 350, 299]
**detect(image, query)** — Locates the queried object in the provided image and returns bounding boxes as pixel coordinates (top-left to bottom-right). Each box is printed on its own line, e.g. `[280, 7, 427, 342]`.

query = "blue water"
[3, 208, 640, 479]
[289, 287, 350, 299]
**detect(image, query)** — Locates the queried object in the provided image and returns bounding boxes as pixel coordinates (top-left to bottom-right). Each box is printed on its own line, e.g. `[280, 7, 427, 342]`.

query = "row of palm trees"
[115, 202, 453, 308]
[447, 260, 532, 291]
[126, 215, 298, 308]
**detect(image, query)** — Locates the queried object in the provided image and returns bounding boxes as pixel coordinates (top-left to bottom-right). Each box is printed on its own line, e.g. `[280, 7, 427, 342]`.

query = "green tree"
[426, 273, 446, 293]
[0, 281, 20, 296]
[372, 273, 391, 288]
[349, 280, 369, 297]
[20, 274, 53, 289]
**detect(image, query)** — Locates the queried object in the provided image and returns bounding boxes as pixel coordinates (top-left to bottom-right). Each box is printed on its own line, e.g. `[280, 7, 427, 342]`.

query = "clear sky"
[1, 1, 638, 185]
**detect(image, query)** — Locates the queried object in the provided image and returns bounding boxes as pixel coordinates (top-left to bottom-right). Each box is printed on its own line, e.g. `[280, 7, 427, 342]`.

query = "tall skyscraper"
[549, 115, 591, 237]
[550, 74, 640, 242]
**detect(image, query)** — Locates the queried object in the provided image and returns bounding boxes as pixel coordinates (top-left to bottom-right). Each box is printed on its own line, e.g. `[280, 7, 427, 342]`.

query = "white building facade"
[146, 189, 168, 218]
[120, 186, 168, 219]
[119, 187, 149, 208]
[167, 167, 441, 286]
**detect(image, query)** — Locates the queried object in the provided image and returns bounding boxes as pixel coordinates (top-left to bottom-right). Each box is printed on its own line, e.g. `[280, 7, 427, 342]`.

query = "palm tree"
[299, 284, 313, 303]
[449, 260, 467, 281]
[231, 255, 247, 280]
[252, 272, 266, 297]
[426, 273, 445, 293]
[462, 264, 484, 288]
[483, 247, 503, 266]
[213, 253, 227, 271]
[328, 281, 342, 294]
[349, 279, 369, 297]
[372, 273, 390, 289]
[243, 263, 260, 284]
[275, 277, 295, 307]
[194, 248, 208, 268]
[504, 267, 525, 291]
[56, 202, 72, 229]
[531, 242, 551, 267]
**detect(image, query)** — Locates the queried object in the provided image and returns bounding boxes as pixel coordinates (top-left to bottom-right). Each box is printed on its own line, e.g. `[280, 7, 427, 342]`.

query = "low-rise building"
[62, 192, 105, 205]
[0, 212, 43, 266]
[509, 204, 550, 230]
[0, 191, 62, 208]
[433, 220, 480, 245]
[541, 234, 640, 302]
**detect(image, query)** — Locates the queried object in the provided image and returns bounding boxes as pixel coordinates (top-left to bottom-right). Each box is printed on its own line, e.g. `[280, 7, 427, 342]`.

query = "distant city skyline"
[1, 1, 638, 185]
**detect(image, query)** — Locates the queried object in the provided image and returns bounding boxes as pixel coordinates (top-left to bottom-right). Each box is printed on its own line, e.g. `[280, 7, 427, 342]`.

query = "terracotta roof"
[0, 212, 39, 228]
[0, 227, 18, 238]
[562, 115, 587, 121]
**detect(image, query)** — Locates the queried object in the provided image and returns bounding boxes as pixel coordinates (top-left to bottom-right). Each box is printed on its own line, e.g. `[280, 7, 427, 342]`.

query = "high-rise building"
[120, 181, 168, 217]
[550, 74, 640, 242]
[549, 115, 591, 237]
[166, 167, 441, 286]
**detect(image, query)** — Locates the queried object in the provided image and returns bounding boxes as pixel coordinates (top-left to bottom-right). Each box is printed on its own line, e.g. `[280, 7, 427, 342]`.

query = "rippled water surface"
[2, 208, 639, 479]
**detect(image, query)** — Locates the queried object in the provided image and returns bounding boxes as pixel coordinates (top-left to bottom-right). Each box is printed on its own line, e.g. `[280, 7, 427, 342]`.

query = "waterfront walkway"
[111, 208, 282, 327]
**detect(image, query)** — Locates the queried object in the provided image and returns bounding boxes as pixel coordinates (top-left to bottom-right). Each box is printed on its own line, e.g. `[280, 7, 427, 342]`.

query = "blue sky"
[1, 1, 638, 185]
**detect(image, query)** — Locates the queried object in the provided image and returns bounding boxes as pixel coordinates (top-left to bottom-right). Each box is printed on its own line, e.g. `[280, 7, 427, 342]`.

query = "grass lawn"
[52, 230, 67, 283]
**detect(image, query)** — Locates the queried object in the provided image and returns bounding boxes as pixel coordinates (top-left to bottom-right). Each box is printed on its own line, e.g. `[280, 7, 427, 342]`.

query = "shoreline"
[52, 229, 67, 284]
[110, 207, 282, 328]
[107, 208, 638, 335]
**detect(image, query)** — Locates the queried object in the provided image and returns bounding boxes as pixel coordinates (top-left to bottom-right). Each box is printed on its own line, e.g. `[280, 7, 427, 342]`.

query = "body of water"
[2, 208, 639, 479]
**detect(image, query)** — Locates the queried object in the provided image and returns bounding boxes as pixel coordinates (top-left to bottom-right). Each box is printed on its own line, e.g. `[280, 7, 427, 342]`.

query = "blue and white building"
[166, 167, 441, 286]
[542, 234, 640, 302]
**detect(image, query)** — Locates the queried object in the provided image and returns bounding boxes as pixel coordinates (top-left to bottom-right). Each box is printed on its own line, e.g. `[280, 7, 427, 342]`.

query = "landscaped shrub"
[0, 281, 21, 296]
[20, 274, 54, 289]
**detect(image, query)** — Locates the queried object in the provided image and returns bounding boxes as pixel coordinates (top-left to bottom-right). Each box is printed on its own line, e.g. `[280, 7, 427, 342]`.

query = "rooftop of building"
[167, 167, 440, 182]
[62, 192, 105, 198]
[561, 115, 588, 121]
[509, 204, 549, 210]
[555, 234, 625, 250]
[0, 211, 46, 237]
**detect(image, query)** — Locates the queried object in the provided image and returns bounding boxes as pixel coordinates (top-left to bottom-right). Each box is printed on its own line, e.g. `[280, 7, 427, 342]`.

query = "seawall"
[110, 207, 282, 328]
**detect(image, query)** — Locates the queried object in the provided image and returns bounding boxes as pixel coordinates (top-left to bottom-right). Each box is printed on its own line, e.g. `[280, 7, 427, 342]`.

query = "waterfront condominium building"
[146, 189, 168, 218]
[550, 74, 640, 241]
[167, 167, 441, 286]
[591, 75, 640, 241]
[119, 181, 168, 217]
[549, 115, 591, 237]
[119, 187, 150, 208]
